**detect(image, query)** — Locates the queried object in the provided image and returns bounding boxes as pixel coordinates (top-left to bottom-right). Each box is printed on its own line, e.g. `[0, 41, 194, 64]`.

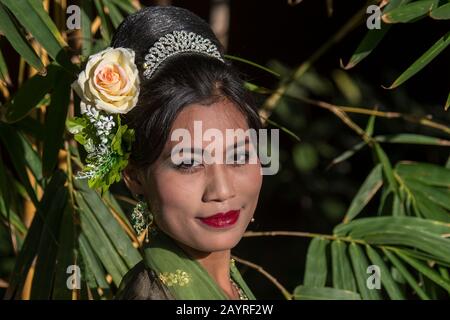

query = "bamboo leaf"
[0, 208, 27, 235]
[74, 191, 125, 286]
[360, 229, 450, 265]
[374, 143, 398, 192]
[341, 27, 390, 70]
[0, 48, 10, 84]
[382, 0, 437, 23]
[27, 0, 68, 47]
[80, 0, 94, 57]
[445, 90, 450, 110]
[78, 233, 110, 289]
[334, 217, 450, 264]
[0, 160, 27, 235]
[404, 177, 450, 211]
[430, 2, 450, 19]
[392, 190, 406, 216]
[3, 64, 58, 123]
[0, 2, 44, 73]
[109, 0, 137, 14]
[388, 246, 450, 268]
[14, 116, 45, 141]
[375, 133, 450, 146]
[42, 70, 72, 177]
[346, 217, 450, 240]
[5, 170, 65, 298]
[293, 285, 361, 300]
[411, 190, 450, 222]
[0, 158, 11, 222]
[334, 217, 450, 238]
[349, 243, 382, 299]
[75, 180, 141, 269]
[102, 191, 132, 229]
[1, 0, 75, 73]
[303, 238, 329, 287]
[395, 250, 450, 292]
[12, 130, 43, 183]
[331, 240, 357, 292]
[377, 186, 393, 215]
[94, 0, 112, 43]
[327, 140, 367, 168]
[366, 246, 405, 299]
[396, 161, 450, 187]
[77, 242, 98, 291]
[341, 0, 412, 69]
[364, 113, 376, 137]
[31, 171, 68, 299]
[103, 0, 123, 29]
[344, 163, 383, 223]
[52, 203, 77, 299]
[385, 30, 450, 89]
[439, 266, 449, 278]
[383, 248, 430, 299]
[5, 209, 44, 298]
[0, 123, 42, 206]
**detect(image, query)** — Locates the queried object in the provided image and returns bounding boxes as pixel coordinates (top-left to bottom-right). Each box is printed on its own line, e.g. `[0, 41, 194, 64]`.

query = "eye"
[174, 157, 203, 173]
[229, 151, 250, 166]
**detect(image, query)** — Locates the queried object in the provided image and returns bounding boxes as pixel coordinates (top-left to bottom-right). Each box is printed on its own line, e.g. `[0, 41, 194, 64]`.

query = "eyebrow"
[166, 137, 249, 157]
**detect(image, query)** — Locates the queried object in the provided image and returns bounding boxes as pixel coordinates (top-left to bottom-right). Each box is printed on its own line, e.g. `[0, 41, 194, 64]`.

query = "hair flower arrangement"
[66, 47, 139, 194]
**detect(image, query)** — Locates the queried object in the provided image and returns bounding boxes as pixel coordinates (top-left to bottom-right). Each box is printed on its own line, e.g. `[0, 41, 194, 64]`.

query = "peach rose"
[72, 47, 140, 114]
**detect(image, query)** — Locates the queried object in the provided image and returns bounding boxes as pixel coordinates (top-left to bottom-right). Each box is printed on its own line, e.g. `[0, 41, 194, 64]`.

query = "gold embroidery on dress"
[159, 269, 191, 287]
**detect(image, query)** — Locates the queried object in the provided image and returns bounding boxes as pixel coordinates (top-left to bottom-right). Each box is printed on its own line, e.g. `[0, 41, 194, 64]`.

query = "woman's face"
[140, 98, 263, 253]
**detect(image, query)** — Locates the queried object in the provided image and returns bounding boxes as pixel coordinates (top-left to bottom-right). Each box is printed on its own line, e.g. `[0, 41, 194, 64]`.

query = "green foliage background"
[0, 0, 449, 300]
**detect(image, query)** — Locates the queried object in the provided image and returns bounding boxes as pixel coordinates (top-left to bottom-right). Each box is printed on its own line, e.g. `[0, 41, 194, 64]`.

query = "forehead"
[170, 98, 249, 134]
[152, 99, 252, 168]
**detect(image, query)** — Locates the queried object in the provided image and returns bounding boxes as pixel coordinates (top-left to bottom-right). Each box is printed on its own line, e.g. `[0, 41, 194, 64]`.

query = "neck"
[174, 241, 237, 299]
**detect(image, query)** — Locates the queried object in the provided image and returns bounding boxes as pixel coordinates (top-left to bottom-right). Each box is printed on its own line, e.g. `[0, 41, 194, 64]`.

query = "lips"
[198, 209, 240, 228]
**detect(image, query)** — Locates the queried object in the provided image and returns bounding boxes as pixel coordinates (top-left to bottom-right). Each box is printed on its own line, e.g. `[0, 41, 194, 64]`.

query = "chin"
[165, 220, 247, 254]
[194, 231, 243, 252]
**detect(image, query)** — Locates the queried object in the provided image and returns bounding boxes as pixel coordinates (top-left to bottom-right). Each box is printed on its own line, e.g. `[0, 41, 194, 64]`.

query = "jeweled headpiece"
[142, 30, 224, 79]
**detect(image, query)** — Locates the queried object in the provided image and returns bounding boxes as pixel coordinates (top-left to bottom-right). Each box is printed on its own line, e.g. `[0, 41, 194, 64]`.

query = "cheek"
[149, 171, 208, 242]
[235, 164, 262, 203]
[150, 171, 204, 218]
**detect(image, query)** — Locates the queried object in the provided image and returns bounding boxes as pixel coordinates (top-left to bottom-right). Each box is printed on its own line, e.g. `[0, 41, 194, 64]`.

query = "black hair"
[111, 6, 262, 170]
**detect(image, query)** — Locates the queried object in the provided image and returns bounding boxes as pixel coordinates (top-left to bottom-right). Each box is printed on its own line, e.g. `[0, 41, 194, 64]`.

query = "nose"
[202, 164, 236, 203]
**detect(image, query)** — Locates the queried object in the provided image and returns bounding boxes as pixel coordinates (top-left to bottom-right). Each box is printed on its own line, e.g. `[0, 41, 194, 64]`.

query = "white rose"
[72, 47, 140, 114]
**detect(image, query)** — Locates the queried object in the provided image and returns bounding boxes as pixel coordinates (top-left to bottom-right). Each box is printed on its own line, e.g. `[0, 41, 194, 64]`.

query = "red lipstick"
[198, 210, 240, 228]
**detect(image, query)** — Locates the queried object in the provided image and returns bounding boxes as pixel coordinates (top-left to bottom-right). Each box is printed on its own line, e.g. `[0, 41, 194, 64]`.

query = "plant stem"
[243, 230, 366, 245]
[231, 254, 293, 300]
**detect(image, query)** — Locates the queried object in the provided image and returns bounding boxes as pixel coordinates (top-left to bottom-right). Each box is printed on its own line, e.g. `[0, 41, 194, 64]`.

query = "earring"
[131, 194, 156, 243]
[251, 217, 255, 223]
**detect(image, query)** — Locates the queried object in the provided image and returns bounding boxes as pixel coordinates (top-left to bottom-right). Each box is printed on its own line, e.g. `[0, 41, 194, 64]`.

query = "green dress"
[115, 230, 256, 300]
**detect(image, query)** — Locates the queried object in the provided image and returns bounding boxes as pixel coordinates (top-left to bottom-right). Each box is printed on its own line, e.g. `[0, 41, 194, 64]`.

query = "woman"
[70, 5, 263, 300]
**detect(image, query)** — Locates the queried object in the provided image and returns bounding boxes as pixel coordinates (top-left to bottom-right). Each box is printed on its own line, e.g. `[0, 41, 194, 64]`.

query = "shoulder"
[114, 260, 174, 300]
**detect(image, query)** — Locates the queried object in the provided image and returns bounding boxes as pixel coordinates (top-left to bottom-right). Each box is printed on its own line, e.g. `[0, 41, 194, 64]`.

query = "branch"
[243, 230, 365, 244]
[231, 254, 293, 300]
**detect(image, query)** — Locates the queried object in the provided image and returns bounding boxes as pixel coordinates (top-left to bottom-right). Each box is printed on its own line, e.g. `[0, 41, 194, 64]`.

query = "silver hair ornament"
[142, 30, 225, 79]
